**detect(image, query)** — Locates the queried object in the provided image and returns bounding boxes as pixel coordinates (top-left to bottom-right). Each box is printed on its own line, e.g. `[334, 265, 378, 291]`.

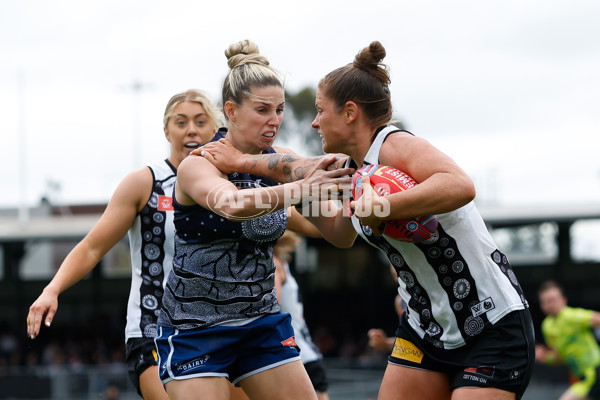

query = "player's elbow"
[453, 175, 476, 207]
[462, 180, 476, 204]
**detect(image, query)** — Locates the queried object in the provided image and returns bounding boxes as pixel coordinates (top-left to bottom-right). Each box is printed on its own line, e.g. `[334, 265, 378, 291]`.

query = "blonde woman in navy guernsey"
[154, 40, 352, 400]
[26, 89, 223, 400]
[197, 41, 535, 400]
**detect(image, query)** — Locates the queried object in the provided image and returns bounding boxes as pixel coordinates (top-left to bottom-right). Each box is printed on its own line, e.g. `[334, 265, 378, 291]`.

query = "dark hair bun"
[353, 41, 390, 85]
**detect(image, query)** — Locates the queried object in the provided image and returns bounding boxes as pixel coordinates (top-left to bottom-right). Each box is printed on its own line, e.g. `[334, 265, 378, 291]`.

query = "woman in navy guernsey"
[154, 40, 352, 400]
[197, 41, 536, 400]
[26, 90, 224, 399]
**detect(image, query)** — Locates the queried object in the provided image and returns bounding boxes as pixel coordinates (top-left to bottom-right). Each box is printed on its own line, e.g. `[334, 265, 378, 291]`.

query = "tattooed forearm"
[292, 165, 313, 180]
[281, 154, 302, 163]
[235, 153, 349, 183]
[267, 155, 282, 172]
[283, 165, 293, 182]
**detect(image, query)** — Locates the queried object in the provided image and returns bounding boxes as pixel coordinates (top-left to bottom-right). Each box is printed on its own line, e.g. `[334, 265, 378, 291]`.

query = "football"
[351, 164, 438, 242]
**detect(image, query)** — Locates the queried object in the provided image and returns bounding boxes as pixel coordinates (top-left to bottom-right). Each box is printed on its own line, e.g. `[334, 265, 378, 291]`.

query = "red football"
[351, 164, 438, 242]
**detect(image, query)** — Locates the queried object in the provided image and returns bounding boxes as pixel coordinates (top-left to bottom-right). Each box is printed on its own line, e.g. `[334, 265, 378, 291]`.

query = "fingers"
[327, 167, 355, 178]
[189, 147, 203, 156]
[27, 309, 43, 339]
[351, 175, 386, 234]
[315, 155, 338, 170]
[201, 150, 216, 163]
[27, 302, 56, 339]
[44, 310, 55, 329]
[191, 139, 229, 157]
[361, 175, 374, 200]
[354, 175, 373, 217]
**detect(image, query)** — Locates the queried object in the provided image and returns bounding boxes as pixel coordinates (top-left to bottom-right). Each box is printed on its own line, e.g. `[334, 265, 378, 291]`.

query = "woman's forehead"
[245, 86, 285, 105]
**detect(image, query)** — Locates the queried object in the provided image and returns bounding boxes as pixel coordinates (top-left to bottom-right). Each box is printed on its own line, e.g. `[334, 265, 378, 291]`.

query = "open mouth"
[185, 142, 200, 149]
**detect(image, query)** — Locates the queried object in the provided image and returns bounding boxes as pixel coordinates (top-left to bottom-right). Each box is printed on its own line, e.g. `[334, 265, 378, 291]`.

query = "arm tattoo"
[267, 155, 281, 171]
[238, 153, 349, 183]
[283, 165, 293, 182]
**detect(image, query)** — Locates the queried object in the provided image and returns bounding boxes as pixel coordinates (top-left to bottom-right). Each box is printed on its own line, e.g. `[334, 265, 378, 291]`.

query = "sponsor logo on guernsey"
[176, 355, 211, 372]
[391, 338, 424, 364]
[158, 195, 174, 211]
[281, 337, 298, 348]
[470, 297, 495, 317]
[463, 366, 495, 384]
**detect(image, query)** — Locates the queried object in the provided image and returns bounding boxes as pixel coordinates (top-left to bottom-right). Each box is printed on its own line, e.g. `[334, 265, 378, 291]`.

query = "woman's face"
[227, 85, 285, 154]
[311, 87, 347, 154]
[165, 101, 216, 164]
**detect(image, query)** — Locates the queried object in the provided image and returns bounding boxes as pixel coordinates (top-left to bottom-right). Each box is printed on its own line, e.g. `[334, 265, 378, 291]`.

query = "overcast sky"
[1, 0, 600, 209]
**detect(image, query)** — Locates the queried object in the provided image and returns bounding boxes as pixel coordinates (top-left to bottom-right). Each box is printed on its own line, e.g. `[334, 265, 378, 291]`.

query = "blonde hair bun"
[225, 39, 269, 69]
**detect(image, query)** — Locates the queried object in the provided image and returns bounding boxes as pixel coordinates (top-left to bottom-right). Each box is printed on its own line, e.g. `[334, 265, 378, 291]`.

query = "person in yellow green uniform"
[536, 280, 600, 400]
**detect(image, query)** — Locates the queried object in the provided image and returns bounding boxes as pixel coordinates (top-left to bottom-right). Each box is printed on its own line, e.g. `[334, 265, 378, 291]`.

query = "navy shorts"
[389, 309, 535, 399]
[155, 313, 301, 386]
[125, 337, 159, 396]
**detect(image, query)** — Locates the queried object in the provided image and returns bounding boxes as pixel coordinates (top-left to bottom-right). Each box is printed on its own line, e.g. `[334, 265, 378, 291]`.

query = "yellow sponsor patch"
[391, 338, 424, 364]
[152, 349, 158, 362]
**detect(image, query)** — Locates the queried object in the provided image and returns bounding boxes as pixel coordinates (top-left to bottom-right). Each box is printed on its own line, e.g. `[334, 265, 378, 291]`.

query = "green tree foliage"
[285, 87, 317, 121]
[279, 86, 324, 156]
[279, 86, 408, 156]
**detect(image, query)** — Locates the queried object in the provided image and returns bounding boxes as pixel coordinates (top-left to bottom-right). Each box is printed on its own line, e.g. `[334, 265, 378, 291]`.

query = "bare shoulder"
[178, 154, 223, 178]
[105, 166, 154, 214]
[379, 131, 468, 184]
[116, 167, 154, 198]
[381, 131, 430, 154]
[379, 133, 438, 169]
[124, 166, 154, 185]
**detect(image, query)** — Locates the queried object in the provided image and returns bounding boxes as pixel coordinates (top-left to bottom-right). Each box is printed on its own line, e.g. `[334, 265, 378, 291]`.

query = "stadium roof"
[1, 202, 599, 243]
[477, 202, 600, 227]
[0, 214, 101, 242]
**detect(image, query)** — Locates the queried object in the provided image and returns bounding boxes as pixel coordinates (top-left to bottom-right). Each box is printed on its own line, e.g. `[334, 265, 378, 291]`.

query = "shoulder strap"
[363, 125, 403, 165]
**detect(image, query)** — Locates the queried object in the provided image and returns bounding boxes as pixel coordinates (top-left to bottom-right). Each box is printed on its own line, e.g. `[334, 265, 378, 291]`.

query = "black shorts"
[304, 359, 329, 393]
[389, 309, 535, 400]
[125, 337, 159, 396]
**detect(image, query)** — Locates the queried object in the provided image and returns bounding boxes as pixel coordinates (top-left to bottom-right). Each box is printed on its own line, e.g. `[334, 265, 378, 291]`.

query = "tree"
[279, 87, 323, 156]
[279, 86, 408, 156]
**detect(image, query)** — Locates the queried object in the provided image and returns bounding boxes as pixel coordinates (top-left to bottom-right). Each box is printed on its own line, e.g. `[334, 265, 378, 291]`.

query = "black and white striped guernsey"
[125, 159, 176, 341]
[349, 126, 529, 349]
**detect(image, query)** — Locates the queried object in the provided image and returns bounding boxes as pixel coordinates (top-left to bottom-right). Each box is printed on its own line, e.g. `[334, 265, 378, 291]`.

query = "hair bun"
[353, 41, 390, 85]
[225, 39, 270, 69]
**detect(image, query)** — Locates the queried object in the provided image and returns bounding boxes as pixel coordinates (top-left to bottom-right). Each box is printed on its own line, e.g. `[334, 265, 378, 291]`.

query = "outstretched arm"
[191, 138, 350, 183]
[192, 140, 357, 246]
[177, 154, 352, 221]
[287, 207, 322, 238]
[27, 168, 151, 339]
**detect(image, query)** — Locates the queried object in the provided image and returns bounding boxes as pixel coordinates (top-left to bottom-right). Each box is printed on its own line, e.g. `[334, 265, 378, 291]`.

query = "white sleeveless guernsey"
[125, 159, 176, 341]
[349, 126, 529, 349]
[279, 262, 323, 364]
